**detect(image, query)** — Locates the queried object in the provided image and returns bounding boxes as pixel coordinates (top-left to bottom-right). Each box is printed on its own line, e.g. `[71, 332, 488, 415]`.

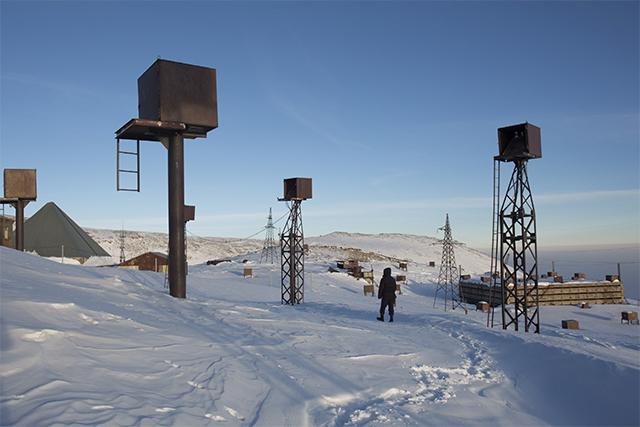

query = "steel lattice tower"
[280, 201, 305, 304]
[260, 207, 278, 264]
[433, 214, 466, 312]
[489, 122, 542, 334]
[119, 224, 126, 263]
[499, 159, 540, 333]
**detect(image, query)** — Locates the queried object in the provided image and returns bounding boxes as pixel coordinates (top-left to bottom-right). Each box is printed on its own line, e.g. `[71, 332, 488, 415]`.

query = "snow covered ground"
[1, 232, 639, 426]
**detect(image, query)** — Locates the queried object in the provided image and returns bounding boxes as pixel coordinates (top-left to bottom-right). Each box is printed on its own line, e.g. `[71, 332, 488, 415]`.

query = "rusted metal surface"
[4, 169, 37, 200]
[138, 59, 218, 132]
[184, 205, 195, 223]
[496, 122, 541, 162]
[168, 133, 186, 298]
[115, 118, 189, 141]
[114, 59, 218, 299]
[281, 178, 312, 201]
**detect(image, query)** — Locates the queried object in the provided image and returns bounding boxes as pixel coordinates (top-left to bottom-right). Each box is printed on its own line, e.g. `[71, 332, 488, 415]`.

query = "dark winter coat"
[378, 268, 397, 299]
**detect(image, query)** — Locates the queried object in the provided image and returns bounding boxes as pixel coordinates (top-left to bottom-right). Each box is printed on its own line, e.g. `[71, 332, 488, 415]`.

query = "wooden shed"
[118, 252, 168, 273]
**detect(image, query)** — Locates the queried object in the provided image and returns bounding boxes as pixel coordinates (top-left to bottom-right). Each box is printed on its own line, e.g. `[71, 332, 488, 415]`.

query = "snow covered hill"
[1, 232, 639, 426]
[85, 229, 492, 277]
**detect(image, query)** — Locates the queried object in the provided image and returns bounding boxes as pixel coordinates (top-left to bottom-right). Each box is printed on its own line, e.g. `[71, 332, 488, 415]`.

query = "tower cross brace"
[499, 159, 540, 333]
[280, 200, 304, 305]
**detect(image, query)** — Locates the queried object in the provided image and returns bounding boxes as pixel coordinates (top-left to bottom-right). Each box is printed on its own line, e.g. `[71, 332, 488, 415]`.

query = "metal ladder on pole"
[488, 158, 501, 328]
[117, 139, 140, 192]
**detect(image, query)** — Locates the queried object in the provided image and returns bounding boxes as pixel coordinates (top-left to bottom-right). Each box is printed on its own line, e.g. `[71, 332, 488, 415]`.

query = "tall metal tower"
[115, 59, 217, 299]
[279, 178, 312, 305]
[260, 207, 278, 264]
[433, 214, 466, 312]
[492, 123, 542, 333]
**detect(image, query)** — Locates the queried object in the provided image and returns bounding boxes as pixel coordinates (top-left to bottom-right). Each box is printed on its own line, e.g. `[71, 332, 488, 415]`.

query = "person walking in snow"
[377, 267, 397, 322]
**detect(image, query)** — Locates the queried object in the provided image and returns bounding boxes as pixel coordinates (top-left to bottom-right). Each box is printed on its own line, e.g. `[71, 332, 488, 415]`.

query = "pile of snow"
[1, 232, 639, 426]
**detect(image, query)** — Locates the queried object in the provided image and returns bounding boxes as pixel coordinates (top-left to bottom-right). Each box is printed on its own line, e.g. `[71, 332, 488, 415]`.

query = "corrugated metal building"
[118, 252, 169, 273]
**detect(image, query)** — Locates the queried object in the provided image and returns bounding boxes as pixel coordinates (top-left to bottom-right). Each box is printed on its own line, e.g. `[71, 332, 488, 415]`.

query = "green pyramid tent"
[22, 202, 110, 259]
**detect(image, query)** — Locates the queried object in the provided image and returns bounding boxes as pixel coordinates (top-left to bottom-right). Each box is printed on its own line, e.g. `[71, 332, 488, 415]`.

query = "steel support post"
[167, 132, 186, 298]
[500, 160, 540, 333]
[14, 199, 24, 251]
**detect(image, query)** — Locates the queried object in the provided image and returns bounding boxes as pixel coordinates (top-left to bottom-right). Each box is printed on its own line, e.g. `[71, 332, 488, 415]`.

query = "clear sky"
[1, 1, 638, 253]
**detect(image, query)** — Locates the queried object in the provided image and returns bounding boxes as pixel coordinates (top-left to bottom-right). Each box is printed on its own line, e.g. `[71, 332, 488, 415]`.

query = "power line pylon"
[260, 207, 278, 264]
[433, 214, 466, 312]
[119, 222, 126, 263]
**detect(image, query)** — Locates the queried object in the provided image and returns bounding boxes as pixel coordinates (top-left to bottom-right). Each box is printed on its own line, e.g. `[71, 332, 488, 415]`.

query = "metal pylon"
[119, 223, 126, 263]
[433, 214, 466, 312]
[280, 201, 304, 305]
[260, 207, 278, 264]
[499, 159, 540, 333]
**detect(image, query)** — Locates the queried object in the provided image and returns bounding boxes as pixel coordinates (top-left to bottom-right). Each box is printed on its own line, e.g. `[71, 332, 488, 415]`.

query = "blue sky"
[1, 1, 638, 255]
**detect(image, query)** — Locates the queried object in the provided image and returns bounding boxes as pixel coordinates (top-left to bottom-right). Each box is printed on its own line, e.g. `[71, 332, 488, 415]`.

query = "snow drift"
[1, 232, 638, 426]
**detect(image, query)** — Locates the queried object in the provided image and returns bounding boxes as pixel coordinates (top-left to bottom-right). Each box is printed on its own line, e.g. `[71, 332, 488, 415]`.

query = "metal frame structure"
[260, 207, 278, 264]
[280, 200, 305, 304]
[433, 214, 466, 312]
[115, 59, 217, 300]
[498, 159, 540, 333]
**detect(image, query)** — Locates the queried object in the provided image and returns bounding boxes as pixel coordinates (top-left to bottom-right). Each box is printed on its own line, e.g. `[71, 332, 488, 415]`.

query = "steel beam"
[167, 132, 186, 298]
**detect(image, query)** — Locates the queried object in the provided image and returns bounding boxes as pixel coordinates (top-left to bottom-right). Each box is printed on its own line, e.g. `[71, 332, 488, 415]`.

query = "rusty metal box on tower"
[283, 178, 312, 200]
[496, 123, 541, 161]
[4, 169, 37, 199]
[138, 59, 218, 132]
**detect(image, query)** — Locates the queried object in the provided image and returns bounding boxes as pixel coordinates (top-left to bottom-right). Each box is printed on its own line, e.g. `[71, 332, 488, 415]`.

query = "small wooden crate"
[399, 262, 407, 271]
[554, 276, 564, 283]
[562, 320, 579, 330]
[606, 275, 619, 282]
[621, 311, 639, 325]
[476, 302, 490, 312]
[481, 276, 491, 283]
[395, 284, 402, 295]
[364, 284, 374, 296]
[580, 302, 590, 309]
[243, 268, 253, 278]
[460, 274, 471, 280]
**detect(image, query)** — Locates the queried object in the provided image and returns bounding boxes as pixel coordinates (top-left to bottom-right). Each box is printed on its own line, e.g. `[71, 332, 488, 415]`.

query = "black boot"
[389, 315, 394, 322]
[377, 316, 384, 321]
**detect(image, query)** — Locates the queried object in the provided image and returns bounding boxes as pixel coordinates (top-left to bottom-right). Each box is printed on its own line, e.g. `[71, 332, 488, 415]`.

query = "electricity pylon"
[433, 214, 466, 312]
[260, 207, 278, 264]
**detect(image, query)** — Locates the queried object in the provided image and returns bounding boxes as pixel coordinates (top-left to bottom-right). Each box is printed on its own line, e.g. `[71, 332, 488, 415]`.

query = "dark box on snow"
[562, 320, 579, 330]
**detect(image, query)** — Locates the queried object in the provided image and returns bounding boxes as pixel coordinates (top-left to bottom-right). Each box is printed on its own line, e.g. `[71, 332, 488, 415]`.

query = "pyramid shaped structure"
[22, 202, 109, 259]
